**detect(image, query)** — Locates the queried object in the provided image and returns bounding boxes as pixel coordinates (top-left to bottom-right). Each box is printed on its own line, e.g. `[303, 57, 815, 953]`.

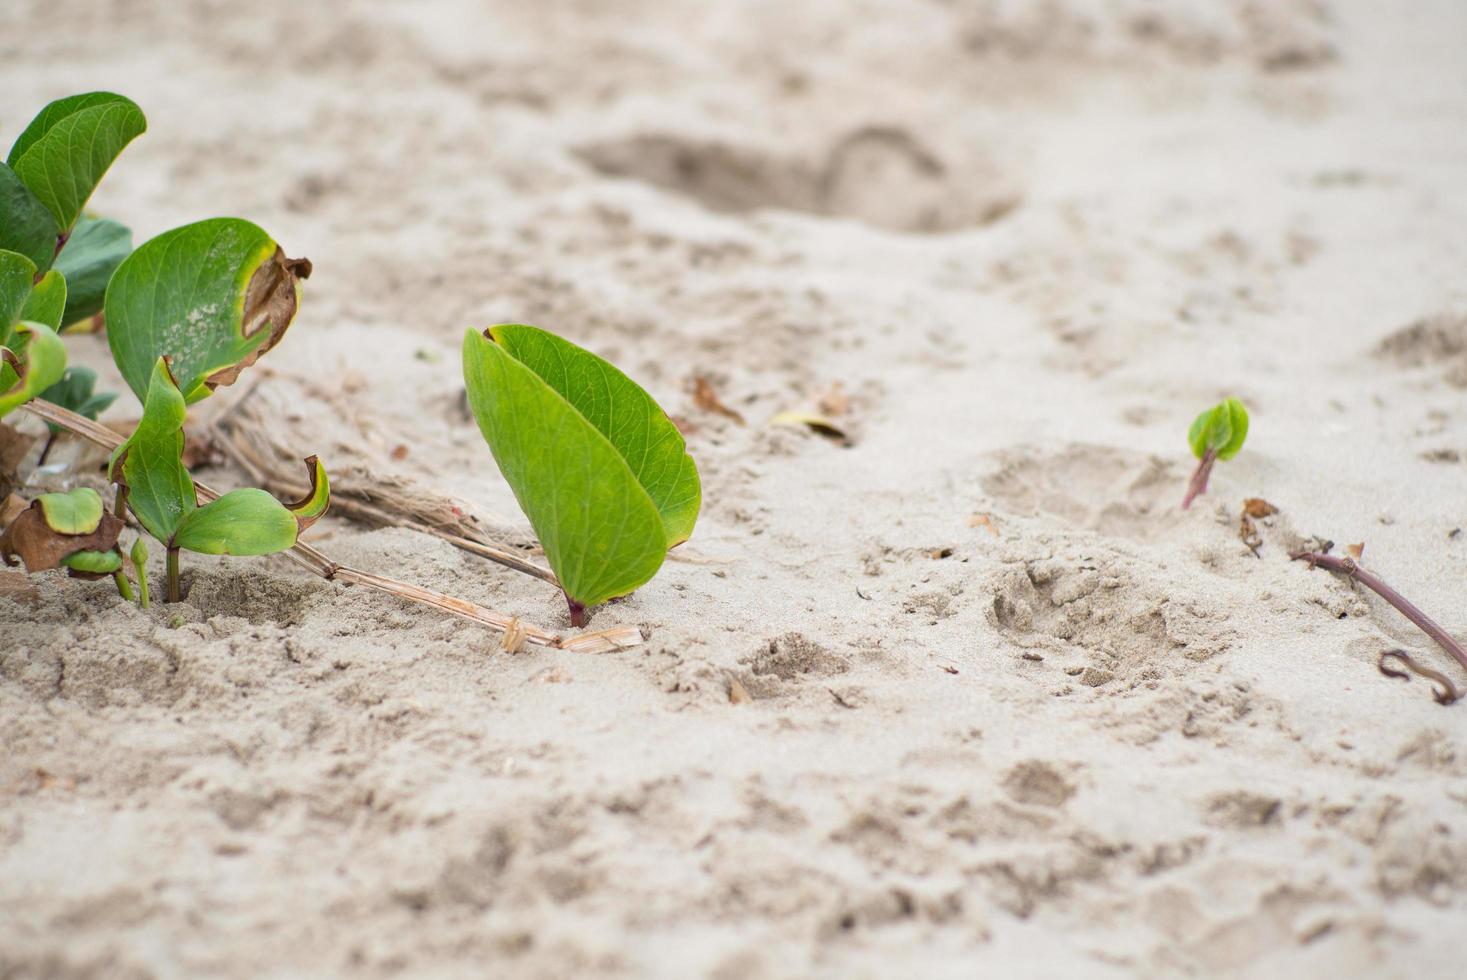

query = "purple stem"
[1292, 551, 1467, 676]
[566, 594, 588, 629]
[1181, 449, 1217, 510]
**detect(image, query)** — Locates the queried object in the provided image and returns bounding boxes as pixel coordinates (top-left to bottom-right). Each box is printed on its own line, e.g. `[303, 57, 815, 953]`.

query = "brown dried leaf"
[728, 675, 753, 704]
[1, 502, 123, 574]
[1239, 513, 1262, 556]
[203, 249, 312, 392]
[1242, 498, 1279, 518]
[690, 375, 745, 425]
[1345, 542, 1365, 561]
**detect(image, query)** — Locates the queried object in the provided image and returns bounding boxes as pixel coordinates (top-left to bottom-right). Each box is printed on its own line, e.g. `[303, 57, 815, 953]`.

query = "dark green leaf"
[54, 215, 131, 326]
[105, 218, 309, 404]
[108, 358, 195, 542]
[463, 325, 700, 611]
[7, 92, 146, 232]
[0, 163, 60, 272]
[173, 488, 299, 556]
[39, 366, 118, 434]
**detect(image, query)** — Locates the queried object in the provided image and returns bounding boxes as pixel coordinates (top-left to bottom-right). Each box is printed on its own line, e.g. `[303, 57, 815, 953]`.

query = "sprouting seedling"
[0, 487, 127, 596]
[129, 536, 151, 609]
[36, 367, 118, 465]
[463, 324, 701, 627]
[109, 358, 330, 602]
[1183, 396, 1249, 509]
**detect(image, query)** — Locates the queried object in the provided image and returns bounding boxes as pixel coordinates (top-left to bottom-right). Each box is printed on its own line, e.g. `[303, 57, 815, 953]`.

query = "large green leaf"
[105, 218, 308, 404]
[462, 325, 701, 612]
[108, 358, 195, 542]
[54, 215, 131, 327]
[6, 92, 146, 233]
[488, 324, 701, 545]
[21, 269, 66, 331]
[0, 321, 67, 418]
[174, 488, 299, 556]
[0, 164, 60, 272]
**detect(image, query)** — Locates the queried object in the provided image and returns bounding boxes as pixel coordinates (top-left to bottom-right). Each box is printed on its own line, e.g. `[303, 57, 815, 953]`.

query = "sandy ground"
[4, 0, 1467, 976]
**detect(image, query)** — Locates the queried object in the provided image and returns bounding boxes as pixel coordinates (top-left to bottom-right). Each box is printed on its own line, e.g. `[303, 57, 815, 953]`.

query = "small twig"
[1292, 549, 1467, 682]
[1379, 649, 1462, 706]
[206, 415, 559, 587]
[21, 399, 637, 653]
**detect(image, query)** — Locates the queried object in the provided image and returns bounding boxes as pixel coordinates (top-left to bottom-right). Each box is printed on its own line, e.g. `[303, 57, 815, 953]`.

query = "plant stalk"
[21, 399, 638, 653]
[1292, 551, 1467, 678]
[112, 568, 135, 603]
[165, 546, 181, 603]
[1182, 448, 1217, 510]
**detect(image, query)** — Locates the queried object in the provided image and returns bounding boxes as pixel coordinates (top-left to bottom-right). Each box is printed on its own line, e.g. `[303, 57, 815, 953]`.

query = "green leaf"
[105, 218, 308, 404]
[39, 366, 118, 434]
[487, 324, 701, 545]
[463, 325, 701, 611]
[173, 488, 299, 556]
[0, 164, 60, 272]
[36, 487, 105, 535]
[6, 92, 146, 233]
[0, 248, 37, 333]
[54, 215, 131, 327]
[60, 549, 123, 574]
[108, 358, 195, 542]
[1187, 397, 1250, 461]
[21, 269, 67, 331]
[0, 321, 67, 419]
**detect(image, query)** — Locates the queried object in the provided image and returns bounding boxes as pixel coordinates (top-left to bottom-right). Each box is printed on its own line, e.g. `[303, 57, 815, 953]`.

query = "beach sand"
[3, 1, 1467, 975]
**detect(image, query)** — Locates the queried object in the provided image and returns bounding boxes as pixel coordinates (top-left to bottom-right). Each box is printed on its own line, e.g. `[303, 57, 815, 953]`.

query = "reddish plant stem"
[1379, 650, 1462, 706]
[1181, 448, 1217, 510]
[566, 595, 588, 629]
[1292, 551, 1467, 678]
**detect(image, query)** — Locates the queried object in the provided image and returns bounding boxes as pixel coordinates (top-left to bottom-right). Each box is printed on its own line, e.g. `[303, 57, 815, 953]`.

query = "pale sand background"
[4, 1, 1467, 976]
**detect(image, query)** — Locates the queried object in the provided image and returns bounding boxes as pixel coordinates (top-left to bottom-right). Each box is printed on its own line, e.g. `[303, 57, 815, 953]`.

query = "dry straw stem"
[21, 400, 639, 654]
[208, 411, 559, 586]
[1292, 550, 1467, 690]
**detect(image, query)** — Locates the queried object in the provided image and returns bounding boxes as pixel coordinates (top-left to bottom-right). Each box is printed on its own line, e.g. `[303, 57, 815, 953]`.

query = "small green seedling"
[0, 487, 124, 584]
[110, 358, 330, 602]
[130, 536, 151, 609]
[463, 324, 700, 626]
[36, 367, 118, 464]
[1183, 396, 1249, 509]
